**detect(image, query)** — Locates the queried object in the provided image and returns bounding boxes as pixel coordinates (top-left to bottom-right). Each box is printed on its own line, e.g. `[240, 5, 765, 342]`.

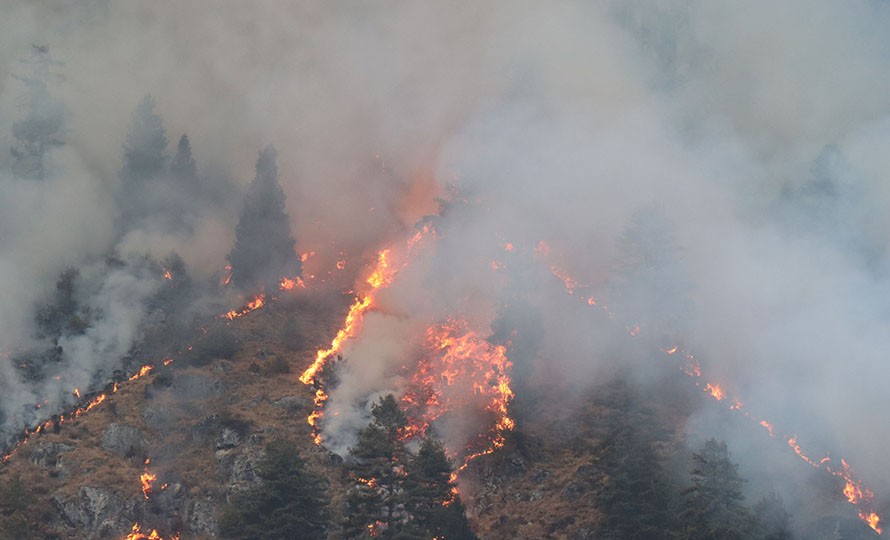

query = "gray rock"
[189, 415, 220, 444]
[142, 406, 174, 431]
[213, 360, 234, 373]
[30, 442, 73, 470]
[186, 498, 219, 536]
[53, 486, 137, 539]
[561, 481, 584, 502]
[570, 527, 592, 540]
[530, 469, 550, 483]
[529, 489, 545, 501]
[216, 427, 241, 449]
[101, 423, 148, 458]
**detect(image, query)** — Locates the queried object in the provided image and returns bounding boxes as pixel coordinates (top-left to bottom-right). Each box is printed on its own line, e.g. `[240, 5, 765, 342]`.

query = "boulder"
[101, 423, 147, 458]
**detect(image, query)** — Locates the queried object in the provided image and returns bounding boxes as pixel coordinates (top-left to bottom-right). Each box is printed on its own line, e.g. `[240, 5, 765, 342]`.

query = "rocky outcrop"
[29, 441, 73, 475]
[52, 486, 138, 540]
[101, 423, 148, 458]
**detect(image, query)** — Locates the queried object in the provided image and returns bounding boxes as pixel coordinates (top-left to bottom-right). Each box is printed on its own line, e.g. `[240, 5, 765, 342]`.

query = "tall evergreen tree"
[344, 395, 409, 539]
[752, 492, 794, 540]
[403, 436, 477, 540]
[118, 94, 168, 230]
[595, 383, 672, 540]
[170, 134, 198, 190]
[677, 438, 755, 540]
[609, 207, 692, 340]
[10, 45, 65, 180]
[228, 146, 301, 291]
[219, 439, 328, 540]
[121, 94, 167, 184]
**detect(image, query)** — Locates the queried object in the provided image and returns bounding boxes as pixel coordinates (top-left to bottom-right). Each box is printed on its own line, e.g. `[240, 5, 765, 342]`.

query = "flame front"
[401, 318, 515, 491]
[122, 523, 180, 540]
[140, 459, 156, 499]
[223, 294, 265, 320]
[299, 225, 435, 444]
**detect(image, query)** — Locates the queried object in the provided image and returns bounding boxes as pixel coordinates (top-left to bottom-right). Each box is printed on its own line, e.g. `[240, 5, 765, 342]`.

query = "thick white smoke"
[3, 0, 890, 513]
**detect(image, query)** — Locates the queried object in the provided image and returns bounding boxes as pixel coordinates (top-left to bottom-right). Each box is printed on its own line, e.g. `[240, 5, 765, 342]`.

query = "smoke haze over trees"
[2, 1, 890, 538]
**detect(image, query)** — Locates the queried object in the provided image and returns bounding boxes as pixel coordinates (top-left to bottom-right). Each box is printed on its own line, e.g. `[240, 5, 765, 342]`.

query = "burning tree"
[227, 146, 301, 292]
[10, 45, 66, 181]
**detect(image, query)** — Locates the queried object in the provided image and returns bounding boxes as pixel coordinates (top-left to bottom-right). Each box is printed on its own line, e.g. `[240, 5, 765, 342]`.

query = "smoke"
[4, 0, 890, 519]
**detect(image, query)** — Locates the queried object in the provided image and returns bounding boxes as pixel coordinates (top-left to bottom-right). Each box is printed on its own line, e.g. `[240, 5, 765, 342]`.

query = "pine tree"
[121, 95, 167, 184]
[752, 492, 794, 540]
[677, 439, 755, 540]
[609, 207, 692, 339]
[118, 95, 168, 230]
[404, 436, 477, 540]
[227, 146, 301, 292]
[219, 439, 328, 540]
[595, 384, 672, 540]
[344, 395, 409, 539]
[10, 45, 65, 180]
[170, 133, 198, 193]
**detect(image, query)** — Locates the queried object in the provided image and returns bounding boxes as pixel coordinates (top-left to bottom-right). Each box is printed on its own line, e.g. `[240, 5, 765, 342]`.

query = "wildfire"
[705, 383, 725, 401]
[541, 255, 884, 534]
[163, 270, 172, 281]
[223, 294, 265, 320]
[140, 459, 156, 499]
[122, 523, 180, 540]
[401, 319, 515, 490]
[221, 265, 233, 287]
[2, 362, 157, 463]
[279, 276, 306, 290]
[299, 224, 436, 444]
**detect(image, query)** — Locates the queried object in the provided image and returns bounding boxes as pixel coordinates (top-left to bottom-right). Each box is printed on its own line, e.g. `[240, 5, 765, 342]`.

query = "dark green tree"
[121, 95, 167, 183]
[595, 391, 672, 540]
[219, 439, 328, 540]
[403, 436, 477, 540]
[227, 146, 301, 292]
[344, 395, 409, 539]
[677, 439, 755, 540]
[35, 268, 88, 340]
[170, 134, 197, 188]
[10, 45, 65, 181]
[752, 492, 794, 540]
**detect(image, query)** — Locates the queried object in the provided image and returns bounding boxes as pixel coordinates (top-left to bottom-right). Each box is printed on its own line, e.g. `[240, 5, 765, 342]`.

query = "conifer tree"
[10, 45, 65, 180]
[404, 436, 478, 540]
[677, 439, 755, 540]
[118, 94, 168, 229]
[227, 146, 301, 291]
[595, 386, 672, 540]
[170, 133, 199, 195]
[219, 439, 328, 540]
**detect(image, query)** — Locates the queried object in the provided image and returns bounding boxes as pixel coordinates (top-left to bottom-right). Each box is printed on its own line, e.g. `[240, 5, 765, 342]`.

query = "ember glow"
[140, 458, 157, 499]
[2, 362, 157, 463]
[223, 294, 265, 320]
[401, 319, 515, 453]
[122, 523, 180, 540]
[545, 257, 885, 534]
[299, 225, 435, 443]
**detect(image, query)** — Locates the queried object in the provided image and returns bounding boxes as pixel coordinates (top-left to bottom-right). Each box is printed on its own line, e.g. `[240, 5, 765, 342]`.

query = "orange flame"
[279, 276, 306, 290]
[705, 383, 725, 401]
[401, 319, 515, 496]
[299, 225, 435, 444]
[140, 459, 156, 499]
[122, 523, 180, 540]
[223, 294, 265, 320]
